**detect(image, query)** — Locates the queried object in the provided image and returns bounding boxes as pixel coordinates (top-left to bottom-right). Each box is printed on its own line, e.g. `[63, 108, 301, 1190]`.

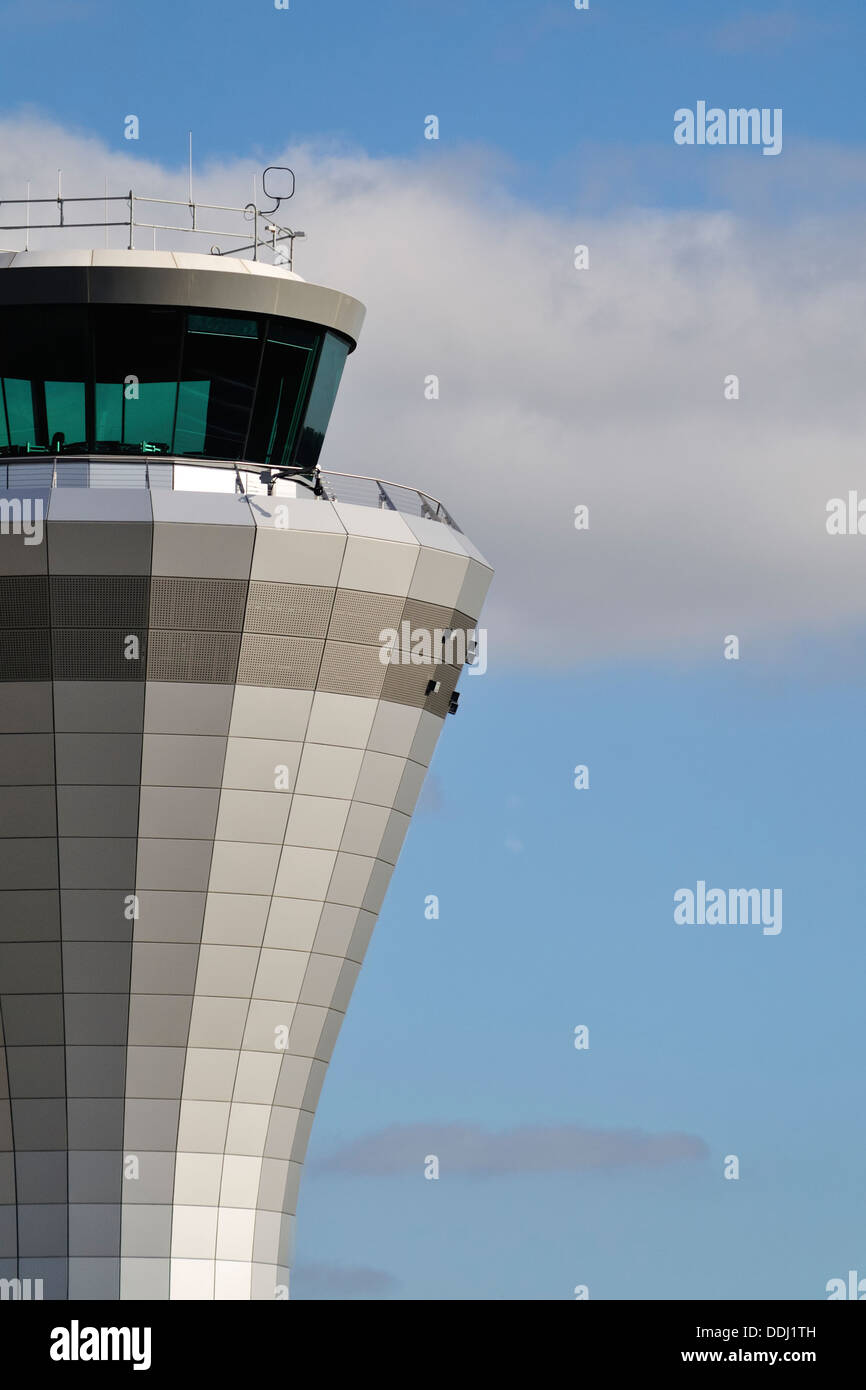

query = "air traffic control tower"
[0, 182, 492, 1299]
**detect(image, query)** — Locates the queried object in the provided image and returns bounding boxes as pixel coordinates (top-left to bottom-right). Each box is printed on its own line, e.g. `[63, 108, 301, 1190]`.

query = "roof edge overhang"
[0, 250, 366, 348]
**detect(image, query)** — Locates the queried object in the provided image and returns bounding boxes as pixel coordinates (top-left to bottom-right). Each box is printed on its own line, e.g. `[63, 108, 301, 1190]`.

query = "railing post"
[128, 190, 134, 250]
[376, 481, 396, 511]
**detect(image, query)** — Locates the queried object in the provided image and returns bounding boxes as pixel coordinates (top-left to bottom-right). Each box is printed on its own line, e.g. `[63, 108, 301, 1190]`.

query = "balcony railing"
[0, 456, 462, 531]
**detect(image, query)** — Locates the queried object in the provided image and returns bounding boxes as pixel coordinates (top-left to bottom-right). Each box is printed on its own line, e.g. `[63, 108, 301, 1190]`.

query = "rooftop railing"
[0, 170, 305, 267]
[0, 457, 462, 531]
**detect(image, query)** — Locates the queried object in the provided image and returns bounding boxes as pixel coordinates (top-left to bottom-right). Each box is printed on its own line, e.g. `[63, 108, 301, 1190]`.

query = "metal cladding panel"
[0, 499, 490, 1299]
[0, 255, 366, 349]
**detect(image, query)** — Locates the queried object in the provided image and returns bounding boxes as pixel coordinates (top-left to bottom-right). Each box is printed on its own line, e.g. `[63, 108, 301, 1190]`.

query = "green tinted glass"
[295, 333, 349, 470]
[174, 381, 210, 455]
[123, 381, 177, 451]
[0, 305, 350, 464]
[4, 379, 36, 447]
[95, 383, 123, 441]
[45, 381, 86, 447]
[188, 314, 259, 338]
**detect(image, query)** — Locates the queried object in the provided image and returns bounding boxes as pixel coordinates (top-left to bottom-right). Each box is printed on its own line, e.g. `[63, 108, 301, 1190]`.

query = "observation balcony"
[0, 456, 462, 530]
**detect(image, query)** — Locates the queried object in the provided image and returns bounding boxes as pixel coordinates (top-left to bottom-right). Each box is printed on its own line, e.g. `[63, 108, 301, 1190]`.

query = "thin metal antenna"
[57, 169, 62, 201]
[25, 180, 30, 250]
[188, 132, 193, 206]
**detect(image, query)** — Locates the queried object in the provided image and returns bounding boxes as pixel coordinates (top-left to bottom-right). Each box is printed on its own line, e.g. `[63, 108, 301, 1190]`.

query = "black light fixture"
[259, 464, 324, 497]
[448, 691, 460, 715]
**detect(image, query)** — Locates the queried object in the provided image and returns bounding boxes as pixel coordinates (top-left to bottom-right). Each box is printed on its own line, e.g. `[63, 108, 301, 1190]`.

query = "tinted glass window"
[295, 332, 350, 471]
[0, 305, 89, 453]
[246, 322, 318, 467]
[0, 304, 349, 464]
[91, 305, 183, 454]
[177, 314, 262, 457]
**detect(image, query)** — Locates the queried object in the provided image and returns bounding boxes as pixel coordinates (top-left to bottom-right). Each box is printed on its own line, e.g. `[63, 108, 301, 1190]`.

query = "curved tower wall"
[0, 252, 493, 1300]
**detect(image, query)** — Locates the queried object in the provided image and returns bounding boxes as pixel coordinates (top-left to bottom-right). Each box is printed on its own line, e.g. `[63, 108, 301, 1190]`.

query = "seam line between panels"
[45, 510, 70, 1299]
[166, 499, 255, 1299]
[119, 499, 152, 1299]
[212, 504, 302, 1297]
[0, 956, 19, 1280]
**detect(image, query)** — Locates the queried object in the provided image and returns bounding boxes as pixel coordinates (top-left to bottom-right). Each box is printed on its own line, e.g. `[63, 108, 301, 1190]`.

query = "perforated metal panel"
[317, 641, 389, 700]
[236, 634, 324, 689]
[149, 578, 248, 632]
[49, 577, 150, 628]
[424, 663, 460, 718]
[147, 630, 241, 683]
[451, 608, 476, 635]
[0, 576, 49, 628]
[400, 596, 454, 635]
[379, 659, 436, 709]
[0, 631, 52, 680]
[327, 589, 404, 645]
[245, 582, 335, 637]
[51, 630, 148, 681]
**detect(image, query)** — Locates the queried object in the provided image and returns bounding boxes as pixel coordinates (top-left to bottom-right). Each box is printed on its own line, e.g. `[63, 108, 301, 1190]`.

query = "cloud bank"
[316, 1122, 709, 1176]
[291, 1261, 398, 1299]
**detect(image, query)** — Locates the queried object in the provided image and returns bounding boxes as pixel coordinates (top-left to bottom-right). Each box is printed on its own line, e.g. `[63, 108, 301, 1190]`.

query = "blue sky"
[301, 663, 866, 1298]
[4, 0, 866, 209]
[2, 0, 864, 1299]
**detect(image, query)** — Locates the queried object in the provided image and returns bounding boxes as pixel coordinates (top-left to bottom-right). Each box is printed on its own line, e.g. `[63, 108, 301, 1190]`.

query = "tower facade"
[0, 248, 492, 1299]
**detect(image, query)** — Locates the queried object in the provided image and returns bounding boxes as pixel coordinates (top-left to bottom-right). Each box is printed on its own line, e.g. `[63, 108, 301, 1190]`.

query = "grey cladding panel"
[245, 583, 334, 638]
[236, 636, 324, 689]
[47, 523, 153, 576]
[150, 578, 248, 632]
[316, 642, 387, 701]
[0, 633, 52, 681]
[49, 577, 150, 628]
[147, 631, 242, 684]
[327, 589, 403, 645]
[51, 631, 147, 681]
[0, 577, 49, 628]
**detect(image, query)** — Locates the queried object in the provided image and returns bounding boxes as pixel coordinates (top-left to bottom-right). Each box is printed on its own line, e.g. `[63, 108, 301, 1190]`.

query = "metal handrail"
[0, 176, 304, 267]
[0, 455, 461, 530]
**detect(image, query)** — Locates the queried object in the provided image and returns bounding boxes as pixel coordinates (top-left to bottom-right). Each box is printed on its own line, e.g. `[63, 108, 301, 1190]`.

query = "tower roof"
[0, 248, 365, 347]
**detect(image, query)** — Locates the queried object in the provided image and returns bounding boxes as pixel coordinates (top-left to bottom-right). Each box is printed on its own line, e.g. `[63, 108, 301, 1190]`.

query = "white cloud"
[710, 9, 832, 54]
[3, 115, 866, 668]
